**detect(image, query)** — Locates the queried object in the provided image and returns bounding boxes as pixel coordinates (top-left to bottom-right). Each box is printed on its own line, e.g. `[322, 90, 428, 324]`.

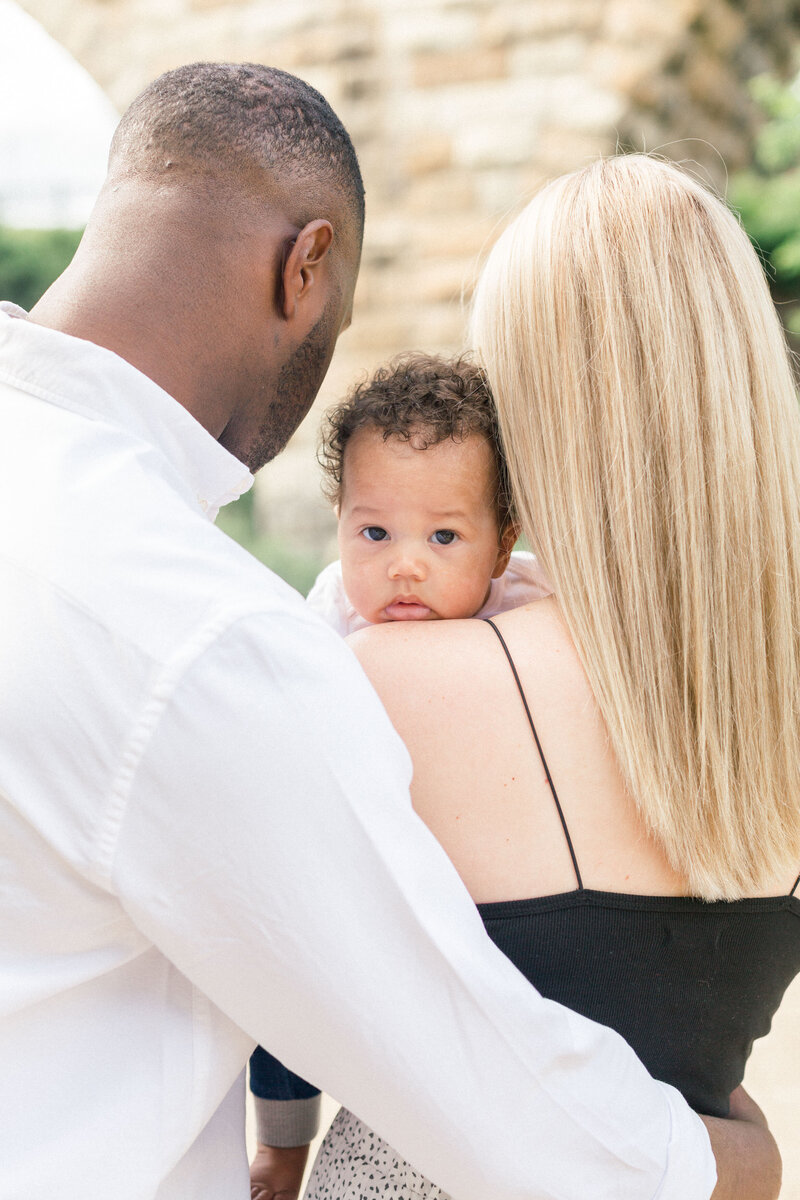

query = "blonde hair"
[471, 154, 800, 899]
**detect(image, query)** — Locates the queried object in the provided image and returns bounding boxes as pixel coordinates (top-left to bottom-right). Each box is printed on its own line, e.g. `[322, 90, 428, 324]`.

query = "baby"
[307, 351, 551, 634]
[249, 353, 551, 1193]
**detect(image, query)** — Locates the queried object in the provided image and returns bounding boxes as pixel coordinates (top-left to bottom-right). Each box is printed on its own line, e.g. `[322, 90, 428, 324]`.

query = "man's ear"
[491, 521, 520, 579]
[281, 219, 334, 320]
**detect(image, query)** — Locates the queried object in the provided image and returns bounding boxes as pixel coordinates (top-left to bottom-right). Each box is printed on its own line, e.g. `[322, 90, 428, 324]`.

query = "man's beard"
[244, 297, 339, 473]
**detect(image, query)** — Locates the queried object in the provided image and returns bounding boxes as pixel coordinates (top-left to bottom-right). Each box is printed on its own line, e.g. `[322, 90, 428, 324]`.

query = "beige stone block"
[362, 214, 408, 260]
[353, 263, 412, 311]
[234, 2, 318, 41]
[412, 215, 504, 261]
[407, 257, 475, 305]
[589, 42, 660, 95]
[403, 135, 453, 176]
[474, 165, 546, 217]
[345, 307, 417, 353]
[532, 126, 614, 175]
[509, 34, 588, 78]
[453, 115, 541, 170]
[390, 75, 560, 140]
[406, 171, 477, 215]
[407, 303, 468, 353]
[189, 0, 250, 10]
[413, 48, 508, 89]
[602, 0, 697, 44]
[481, 1, 603, 45]
[282, 21, 374, 67]
[542, 74, 626, 133]
[615, 110, 671, 156]
[381, 8, 480, 54]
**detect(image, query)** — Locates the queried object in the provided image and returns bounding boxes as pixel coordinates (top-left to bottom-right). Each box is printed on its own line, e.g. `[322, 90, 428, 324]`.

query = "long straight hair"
[471, 155, 800, 899]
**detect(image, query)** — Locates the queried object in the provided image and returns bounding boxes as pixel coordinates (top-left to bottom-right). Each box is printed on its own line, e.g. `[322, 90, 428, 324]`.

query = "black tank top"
[479, 618, 800, 1117]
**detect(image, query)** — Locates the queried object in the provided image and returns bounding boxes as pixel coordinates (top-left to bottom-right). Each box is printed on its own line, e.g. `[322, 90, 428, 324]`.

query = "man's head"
[34, 62, 365, 471]
[321, 354, 519, 624]
[108, 62, 364, 230]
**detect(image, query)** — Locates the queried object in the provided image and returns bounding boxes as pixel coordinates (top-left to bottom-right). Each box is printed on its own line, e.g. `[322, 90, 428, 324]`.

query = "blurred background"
[1, 0, 798, 1191]
[7, 0, 800, 583]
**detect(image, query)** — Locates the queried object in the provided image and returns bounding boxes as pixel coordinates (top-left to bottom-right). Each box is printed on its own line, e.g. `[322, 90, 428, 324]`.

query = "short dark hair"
[109, 62, 365, 229]
[320, 353, 515, 528]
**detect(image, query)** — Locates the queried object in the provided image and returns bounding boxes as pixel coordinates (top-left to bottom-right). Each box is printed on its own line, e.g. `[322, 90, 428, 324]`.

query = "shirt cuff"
[254, 1094, 322, 1148]
[652, 1083, 717, 1200]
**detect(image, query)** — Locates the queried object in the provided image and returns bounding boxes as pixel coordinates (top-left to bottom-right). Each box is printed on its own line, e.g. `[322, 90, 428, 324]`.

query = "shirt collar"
[0, 302, 253, 518]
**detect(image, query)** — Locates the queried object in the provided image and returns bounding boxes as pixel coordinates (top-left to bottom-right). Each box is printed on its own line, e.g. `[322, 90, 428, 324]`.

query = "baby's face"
[338, 426, 513, 624]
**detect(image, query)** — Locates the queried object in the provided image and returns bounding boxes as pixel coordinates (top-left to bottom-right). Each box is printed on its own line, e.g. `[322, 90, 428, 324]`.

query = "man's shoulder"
[2, 431, 304, 669]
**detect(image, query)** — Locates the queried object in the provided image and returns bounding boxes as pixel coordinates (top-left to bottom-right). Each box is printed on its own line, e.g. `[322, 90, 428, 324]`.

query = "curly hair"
[319, 353, 515, 529]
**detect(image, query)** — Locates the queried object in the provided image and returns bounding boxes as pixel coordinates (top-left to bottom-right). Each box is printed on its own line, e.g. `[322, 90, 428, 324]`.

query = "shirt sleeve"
[107, 601, 716, 1200]
[249, 1047, 321, 1147]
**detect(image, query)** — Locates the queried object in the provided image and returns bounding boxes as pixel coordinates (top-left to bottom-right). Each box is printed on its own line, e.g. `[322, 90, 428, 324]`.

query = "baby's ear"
[492, 522, 520, 578]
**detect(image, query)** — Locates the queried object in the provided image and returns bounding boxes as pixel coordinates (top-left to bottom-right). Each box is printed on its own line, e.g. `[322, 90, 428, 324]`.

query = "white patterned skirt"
[304, 1106, 451, 1200]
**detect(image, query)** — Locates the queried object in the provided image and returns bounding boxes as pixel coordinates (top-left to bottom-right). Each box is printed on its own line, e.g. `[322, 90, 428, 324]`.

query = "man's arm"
[704, 1088, 781, 1200]
[108, 604, 716, 1200]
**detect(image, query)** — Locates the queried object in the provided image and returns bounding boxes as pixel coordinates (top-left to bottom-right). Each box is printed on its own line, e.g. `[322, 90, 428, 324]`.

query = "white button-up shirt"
[0, 305, 716, 1200]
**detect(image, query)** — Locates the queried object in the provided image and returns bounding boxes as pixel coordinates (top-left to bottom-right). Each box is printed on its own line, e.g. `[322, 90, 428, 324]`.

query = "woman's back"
[353, 599, 797, 903]
[350, 599, 800, 1115]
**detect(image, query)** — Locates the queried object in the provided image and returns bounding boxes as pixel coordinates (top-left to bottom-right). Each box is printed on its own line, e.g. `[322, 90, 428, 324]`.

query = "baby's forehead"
[341, 425, 499, 507]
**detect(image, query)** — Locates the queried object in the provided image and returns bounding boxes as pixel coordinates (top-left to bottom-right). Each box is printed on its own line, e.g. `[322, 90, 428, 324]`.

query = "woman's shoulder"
[346, 600, 546, 675]
[346, 599, 576, 734]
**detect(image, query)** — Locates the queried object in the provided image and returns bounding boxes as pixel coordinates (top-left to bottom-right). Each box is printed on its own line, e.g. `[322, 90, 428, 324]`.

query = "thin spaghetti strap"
[790, 872, 800, 897]
[484, 618, 583, 891]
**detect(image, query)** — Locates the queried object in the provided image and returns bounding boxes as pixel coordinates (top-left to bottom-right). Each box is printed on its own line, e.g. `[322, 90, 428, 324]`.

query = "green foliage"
[0, 226, 83, 311]
[729, 71, 800, 295]
[216, 490, 324, 596]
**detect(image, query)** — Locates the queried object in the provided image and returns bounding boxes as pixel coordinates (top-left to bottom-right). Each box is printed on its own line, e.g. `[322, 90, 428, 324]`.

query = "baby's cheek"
[344, 563, 384, 623]
[439, 569, 490, 619]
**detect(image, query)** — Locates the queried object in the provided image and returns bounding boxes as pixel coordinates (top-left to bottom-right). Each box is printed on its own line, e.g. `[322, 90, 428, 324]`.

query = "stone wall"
[18, 0, 800, 557]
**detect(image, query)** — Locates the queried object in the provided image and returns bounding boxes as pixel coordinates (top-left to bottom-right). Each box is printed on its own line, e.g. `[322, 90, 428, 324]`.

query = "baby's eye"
[432, 530, 457, 546]
[362, 526, 389, 542]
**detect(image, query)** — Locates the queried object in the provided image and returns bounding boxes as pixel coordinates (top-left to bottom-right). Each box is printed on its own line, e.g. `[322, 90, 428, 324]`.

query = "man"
[0, 62, 777, 1199]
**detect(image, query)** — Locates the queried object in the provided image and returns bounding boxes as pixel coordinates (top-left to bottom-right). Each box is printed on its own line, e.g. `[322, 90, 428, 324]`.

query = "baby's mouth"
[383, 596, 434, 621]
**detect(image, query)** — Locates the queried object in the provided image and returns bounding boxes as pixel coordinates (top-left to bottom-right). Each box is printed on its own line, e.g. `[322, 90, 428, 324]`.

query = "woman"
[258, 154, 799, 1199]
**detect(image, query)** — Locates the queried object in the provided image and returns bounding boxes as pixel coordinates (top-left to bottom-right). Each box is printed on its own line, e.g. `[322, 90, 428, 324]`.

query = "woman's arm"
[703, 1088, 781, 1200]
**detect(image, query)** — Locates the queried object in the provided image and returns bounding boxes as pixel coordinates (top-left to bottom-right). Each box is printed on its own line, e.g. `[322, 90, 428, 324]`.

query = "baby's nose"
[388, 546, 426, 581]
